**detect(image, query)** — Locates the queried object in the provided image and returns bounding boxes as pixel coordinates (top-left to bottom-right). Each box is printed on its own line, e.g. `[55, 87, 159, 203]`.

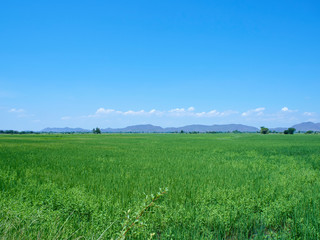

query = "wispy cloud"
[9, 108, 25, 113]
[303, 112, 315, 116]
[123, 110, 146, 116]
[281, 107, 297, 113]
[9, 108, 27, 118]
[242, 107, 265, 117]
[194, 110, 238, 117]
[96, 108, 116, 114]
[169, 108, 186, 113]
[8, 108, 34, 118]
[61, 116, 71, 120]
[69, 106, 319, 128]
[87, 107, 238, 118]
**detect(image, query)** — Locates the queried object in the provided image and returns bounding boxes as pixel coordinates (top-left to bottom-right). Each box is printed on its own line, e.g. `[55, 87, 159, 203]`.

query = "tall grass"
[0, 134, 320, 239]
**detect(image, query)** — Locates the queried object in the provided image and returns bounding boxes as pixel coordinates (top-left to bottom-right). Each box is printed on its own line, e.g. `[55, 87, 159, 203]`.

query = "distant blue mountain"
[101, 124, 259, 133]
[164, 124, 259, 133]
[269, 127, 287, 132]
[41, 127, 90, 133]
[41, 122, 320, 133]
[291, 122, 320, 132]
[102, 124, 164, 133]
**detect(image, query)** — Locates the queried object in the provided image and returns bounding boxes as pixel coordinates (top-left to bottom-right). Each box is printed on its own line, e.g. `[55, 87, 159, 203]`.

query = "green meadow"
[0, 133, 320, 239]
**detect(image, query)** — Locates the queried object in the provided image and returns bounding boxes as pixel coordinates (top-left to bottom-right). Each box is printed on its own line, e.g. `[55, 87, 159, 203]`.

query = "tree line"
[260, 127, 296, 135]
[0, 130, 37, 134]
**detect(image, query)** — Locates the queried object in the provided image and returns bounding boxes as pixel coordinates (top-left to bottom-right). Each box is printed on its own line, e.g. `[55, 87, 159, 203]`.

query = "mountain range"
[41, 122, 320, 133]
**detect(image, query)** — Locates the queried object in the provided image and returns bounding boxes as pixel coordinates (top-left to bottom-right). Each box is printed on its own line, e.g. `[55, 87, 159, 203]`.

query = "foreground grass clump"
[0, 133, 320, 239]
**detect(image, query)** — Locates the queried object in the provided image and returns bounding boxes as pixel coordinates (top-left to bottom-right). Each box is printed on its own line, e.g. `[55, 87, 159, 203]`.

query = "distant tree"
[288, 128, 296, 134]
[284, 128, 295, 135]
[306, 130, 314, 134]
[93, 127, 101, 134]
[189, 131, 199, 134]
[4, 130, 19, 134]
[180, 130, 184, 134]
[260, 126, 269, 134]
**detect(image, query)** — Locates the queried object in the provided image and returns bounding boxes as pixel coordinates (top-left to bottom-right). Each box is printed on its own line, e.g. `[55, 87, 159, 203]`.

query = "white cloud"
[209, 111, 220, 117]
[220, 110, 239, 116]
[83, 106, 318, 127]
[61, 116, 71, 120]
[87, 107, 238, 119]
[8, 108, 34, 118]
[169, 108, 186, 113]
[281, 107, 298, 113]
[168, 108, 188, 117]
[9, 108, 25, 113]
[96, 108, 115, 114]
[242, 107, 265, 117]
[66, 106, 319, 128]
[123, 110, 146, 115]
[255, 107, 265, 112]
[303, 112, 314, 116]
[195, 110, 219, 117]
[193, 109, 237, 117]
[89, 108, 164, 117]
[195, 112, 206, 117]
[148, 109, 164, 115]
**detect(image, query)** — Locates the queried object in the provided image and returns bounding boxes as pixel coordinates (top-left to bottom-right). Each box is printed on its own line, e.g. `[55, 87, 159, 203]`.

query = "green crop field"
[0, 134, 320, 239]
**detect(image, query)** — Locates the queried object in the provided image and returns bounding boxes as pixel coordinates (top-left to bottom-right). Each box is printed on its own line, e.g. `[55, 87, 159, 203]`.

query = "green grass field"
[0, 133, 320, 239]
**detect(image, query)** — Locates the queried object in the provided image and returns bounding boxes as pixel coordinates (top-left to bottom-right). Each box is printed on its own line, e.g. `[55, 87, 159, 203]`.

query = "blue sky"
[1, 0, 320, 130]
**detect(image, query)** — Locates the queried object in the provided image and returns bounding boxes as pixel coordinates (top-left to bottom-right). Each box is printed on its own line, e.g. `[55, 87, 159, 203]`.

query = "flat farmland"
[0, 134, 320, 239]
